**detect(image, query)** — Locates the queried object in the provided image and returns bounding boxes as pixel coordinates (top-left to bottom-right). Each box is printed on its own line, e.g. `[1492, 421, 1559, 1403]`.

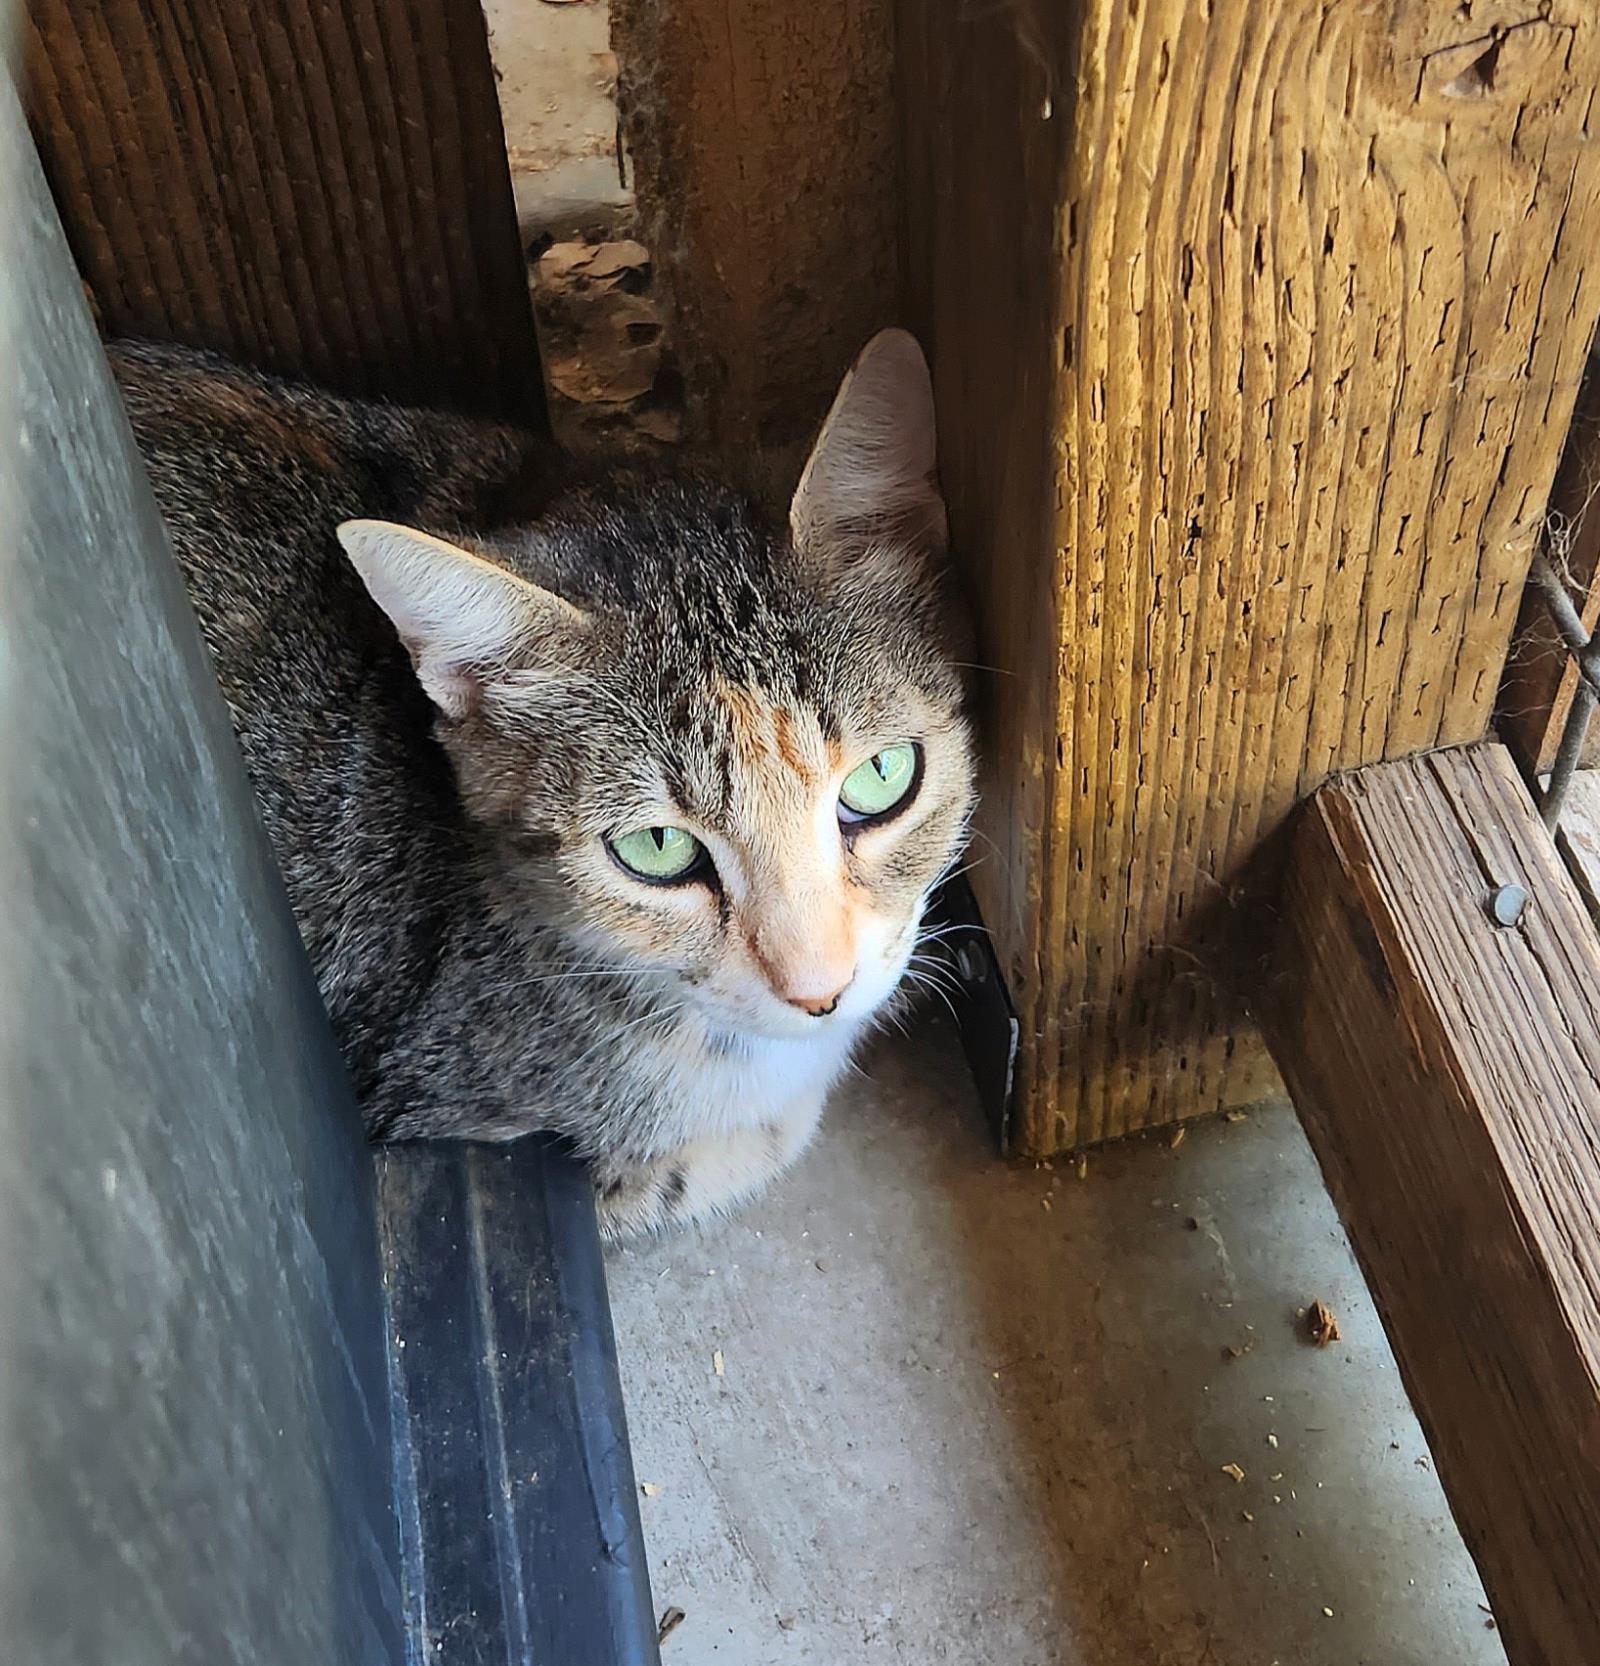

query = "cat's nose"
[783, 978, 853, 1018]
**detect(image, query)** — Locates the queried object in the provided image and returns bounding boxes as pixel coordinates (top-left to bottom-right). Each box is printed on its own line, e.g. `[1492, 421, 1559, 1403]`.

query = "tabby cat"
[112, 330, 974, 1236]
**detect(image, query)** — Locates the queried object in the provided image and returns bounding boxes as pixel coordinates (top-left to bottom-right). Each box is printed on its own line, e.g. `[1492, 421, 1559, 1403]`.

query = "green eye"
[839, 743, 920, 822]
[608, 825, 706, 882]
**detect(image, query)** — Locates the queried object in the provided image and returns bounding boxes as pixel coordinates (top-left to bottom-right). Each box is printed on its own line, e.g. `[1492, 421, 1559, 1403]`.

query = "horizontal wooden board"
[1264, 744, 1600, 1666]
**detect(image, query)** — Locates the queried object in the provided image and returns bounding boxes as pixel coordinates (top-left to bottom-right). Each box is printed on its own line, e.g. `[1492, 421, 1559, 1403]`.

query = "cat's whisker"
[915, 919, 993, 945]
[480, 965, 675, 998]
[908, 976, 965, 1013]
[900, 967, 961, 1025]
[905, 971, 964, 1012]
[936, 854, 991, 888]
[949, 660, 1016, 678]
[904, 954, 961, 989]
[564, 1000, 687, 1075]
[964, 825, 1005, 858]
[879, 1007, 913, 1040]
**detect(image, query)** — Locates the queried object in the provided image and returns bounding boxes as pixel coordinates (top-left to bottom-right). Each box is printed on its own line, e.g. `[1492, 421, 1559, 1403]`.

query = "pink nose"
[783, 979, 852, 1018]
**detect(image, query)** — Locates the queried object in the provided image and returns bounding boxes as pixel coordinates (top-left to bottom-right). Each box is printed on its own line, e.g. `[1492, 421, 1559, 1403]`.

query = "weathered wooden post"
[900, 0, 1600, 1153]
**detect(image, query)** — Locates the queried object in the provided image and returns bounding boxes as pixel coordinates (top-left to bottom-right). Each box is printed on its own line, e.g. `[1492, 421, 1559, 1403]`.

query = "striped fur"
[112, 333, 974, 1235]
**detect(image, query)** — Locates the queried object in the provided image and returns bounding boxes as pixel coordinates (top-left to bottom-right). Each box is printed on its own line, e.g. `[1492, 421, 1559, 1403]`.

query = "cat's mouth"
[692, 997, 862, 1045]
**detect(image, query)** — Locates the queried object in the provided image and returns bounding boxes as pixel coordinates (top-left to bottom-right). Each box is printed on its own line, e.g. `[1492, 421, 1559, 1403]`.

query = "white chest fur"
[647, 1015, 865, 1149]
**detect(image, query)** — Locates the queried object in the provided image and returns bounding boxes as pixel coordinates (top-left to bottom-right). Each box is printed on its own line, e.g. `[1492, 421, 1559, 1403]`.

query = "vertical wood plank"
[613, 0, 897, 462]
[23, 0, 543, 423]
[901, 0, 1600, 1151]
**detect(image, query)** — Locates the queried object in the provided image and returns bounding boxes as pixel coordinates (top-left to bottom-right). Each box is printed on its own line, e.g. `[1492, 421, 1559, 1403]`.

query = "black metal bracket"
[378, 1140, 662, 1666]
[925, 876, 1020, 1153]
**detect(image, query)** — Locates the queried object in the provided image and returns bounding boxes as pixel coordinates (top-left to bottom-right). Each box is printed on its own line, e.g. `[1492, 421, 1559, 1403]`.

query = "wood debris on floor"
[1305, 1301, 1342, 1347]
[528, 239, 684, 455]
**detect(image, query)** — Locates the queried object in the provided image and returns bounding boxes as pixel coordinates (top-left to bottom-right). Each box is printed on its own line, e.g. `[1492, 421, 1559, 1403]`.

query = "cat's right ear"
[336, 519, 590, 719]
[789, 328, 947, 573]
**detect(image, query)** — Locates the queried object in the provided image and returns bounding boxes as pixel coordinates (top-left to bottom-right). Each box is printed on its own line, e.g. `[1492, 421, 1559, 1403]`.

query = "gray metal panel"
[0, 74, 403, 1666]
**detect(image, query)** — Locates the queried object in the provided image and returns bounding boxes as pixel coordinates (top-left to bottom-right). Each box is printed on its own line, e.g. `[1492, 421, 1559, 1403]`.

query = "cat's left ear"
[789, 328, 947, 571]
[336, 519, 590, 719]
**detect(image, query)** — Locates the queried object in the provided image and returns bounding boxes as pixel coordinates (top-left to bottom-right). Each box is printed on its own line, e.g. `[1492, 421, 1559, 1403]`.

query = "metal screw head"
[1486, 883, 1529, 928]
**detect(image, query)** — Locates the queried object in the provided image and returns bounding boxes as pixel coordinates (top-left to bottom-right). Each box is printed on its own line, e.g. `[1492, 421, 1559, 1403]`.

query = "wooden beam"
[1262, 743, 1600, 1666]
[23, 0, 543, 423]
[1500, 352, 1600, 776]
[899, 0, 1600, 1151]
[612, 0, 896, 464]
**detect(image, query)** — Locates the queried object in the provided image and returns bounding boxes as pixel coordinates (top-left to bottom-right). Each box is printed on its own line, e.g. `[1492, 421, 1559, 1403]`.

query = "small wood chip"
[1267, 1433, 1279, 1449]
[657, 1606, 686, 1644]
[1306, 1300, 1342, 1347]
[1168, 1125, 1187, 1150]
[1322, 1607, 1335, 1619]
[1041, 1194, 1054, 1211]
[1221, 1339, 1254, 1361]
[1221, 1463, 1247, 1484]
[641, 1482, 663, 1498]
[712, 1349, 725, 1377]
[1075, 1153, 1089, 1180]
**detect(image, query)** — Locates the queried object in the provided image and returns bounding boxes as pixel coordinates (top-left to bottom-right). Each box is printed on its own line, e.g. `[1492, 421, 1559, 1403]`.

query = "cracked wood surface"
[1262, 744, 1600, 1666]
[901, 0, 1600, 1151]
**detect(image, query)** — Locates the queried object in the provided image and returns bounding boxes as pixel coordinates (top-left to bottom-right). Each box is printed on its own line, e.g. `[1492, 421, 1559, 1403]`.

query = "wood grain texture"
[24, 0, 543, 422]
[613, 0, 897, 461]
[1262, 744, 1600, 1666]
[1500, 353, 1600, 775]
[900, 0, 1600, 1151]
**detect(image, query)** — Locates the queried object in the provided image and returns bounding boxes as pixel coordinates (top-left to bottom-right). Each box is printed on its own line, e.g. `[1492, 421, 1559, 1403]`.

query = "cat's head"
[337, 330, 974, 1042]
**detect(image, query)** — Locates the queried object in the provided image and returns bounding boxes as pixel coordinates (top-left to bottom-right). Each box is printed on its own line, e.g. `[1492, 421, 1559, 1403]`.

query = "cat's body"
[112, 335, 972, 1234]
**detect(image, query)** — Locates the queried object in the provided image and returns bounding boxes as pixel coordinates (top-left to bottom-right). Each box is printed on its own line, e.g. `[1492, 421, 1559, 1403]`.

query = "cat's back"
[109, 341, 548, 1091]
[109, 341, 540, 690]
[109, 339, 542, 829]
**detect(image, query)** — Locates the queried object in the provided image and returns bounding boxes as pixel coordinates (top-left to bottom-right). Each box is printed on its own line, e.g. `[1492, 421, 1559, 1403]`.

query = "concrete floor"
[481, 0, 629, 239]
[608, 1016, 1508, 1666]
